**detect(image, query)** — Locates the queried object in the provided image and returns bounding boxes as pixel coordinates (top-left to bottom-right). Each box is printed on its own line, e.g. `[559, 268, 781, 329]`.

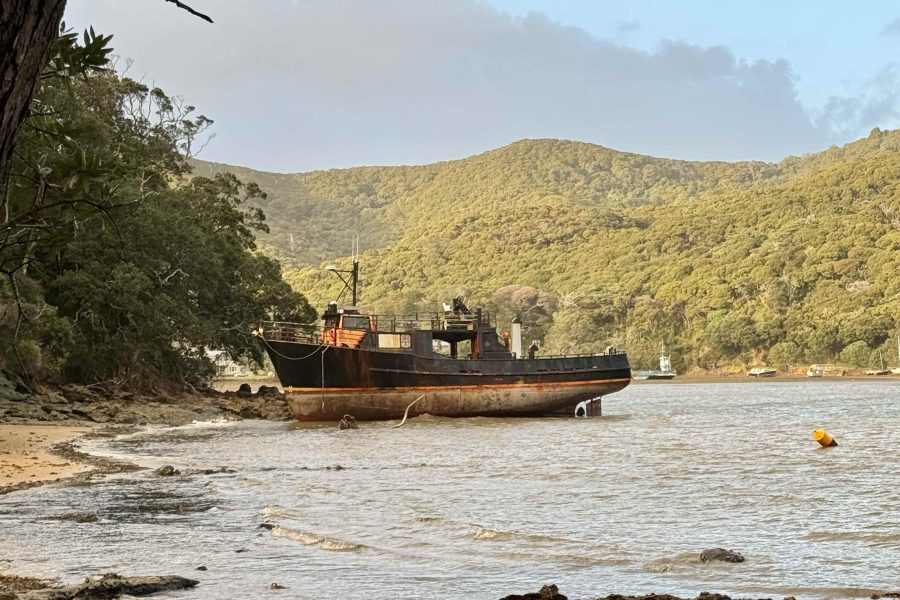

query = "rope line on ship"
[254, 331, 327, 361]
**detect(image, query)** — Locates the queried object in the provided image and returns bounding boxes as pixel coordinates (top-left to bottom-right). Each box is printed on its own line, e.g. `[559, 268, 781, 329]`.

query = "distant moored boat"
[806, 364, 846, 377]
[747, 367, 777, 377]
[632, 344, 677, 380]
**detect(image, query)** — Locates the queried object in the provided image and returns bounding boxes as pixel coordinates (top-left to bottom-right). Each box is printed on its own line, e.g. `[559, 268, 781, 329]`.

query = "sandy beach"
[0, 424, 93, 492]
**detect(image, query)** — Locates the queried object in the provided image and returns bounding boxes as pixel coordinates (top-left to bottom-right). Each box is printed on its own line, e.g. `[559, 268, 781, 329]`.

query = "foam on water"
[269, 525, 367, 552]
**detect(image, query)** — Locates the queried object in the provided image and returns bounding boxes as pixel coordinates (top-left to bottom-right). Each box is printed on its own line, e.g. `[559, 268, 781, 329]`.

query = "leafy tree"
[1, 30, 312, 389]
[766, 341, 800, 368]
[839, 341, 872, 368]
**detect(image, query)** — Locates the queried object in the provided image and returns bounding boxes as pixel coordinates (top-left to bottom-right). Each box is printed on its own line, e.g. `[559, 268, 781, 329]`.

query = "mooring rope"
[255, 333, 327, 361]
[392, 395, 425, 428]
[320, 345, 328, 404]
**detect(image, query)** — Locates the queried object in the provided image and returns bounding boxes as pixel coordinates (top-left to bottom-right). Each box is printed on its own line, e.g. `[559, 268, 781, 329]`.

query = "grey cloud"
[816, 65, 900, 137]
[616, 20, 641, 35]
[64, 0, 890, 171]
[881, 17, 900, 37]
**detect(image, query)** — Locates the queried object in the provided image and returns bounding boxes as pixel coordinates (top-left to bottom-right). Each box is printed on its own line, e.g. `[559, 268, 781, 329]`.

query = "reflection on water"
[1, 381, 899, 599]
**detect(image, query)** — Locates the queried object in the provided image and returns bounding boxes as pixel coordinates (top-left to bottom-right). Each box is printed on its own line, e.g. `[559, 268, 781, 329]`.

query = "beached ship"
[806, 364, 846, 377]
[632, 345, 677, 380]
[747, 367, 777, 377]
[256, 258, 631, 421]
[890, 335, 900, 375]
[864, 352, 891, 376]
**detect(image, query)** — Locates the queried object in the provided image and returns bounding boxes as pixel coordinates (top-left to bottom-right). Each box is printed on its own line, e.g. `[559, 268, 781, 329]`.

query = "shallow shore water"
[1, 380, 898, 599]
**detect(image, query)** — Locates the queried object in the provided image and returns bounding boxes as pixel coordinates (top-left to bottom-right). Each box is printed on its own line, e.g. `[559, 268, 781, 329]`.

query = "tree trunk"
[0, 0, 67, 210]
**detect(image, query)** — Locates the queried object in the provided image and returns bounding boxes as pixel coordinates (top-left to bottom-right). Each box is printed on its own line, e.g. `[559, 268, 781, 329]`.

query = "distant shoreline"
[215, 374, 900, 390]
[633, 373, 900, 384]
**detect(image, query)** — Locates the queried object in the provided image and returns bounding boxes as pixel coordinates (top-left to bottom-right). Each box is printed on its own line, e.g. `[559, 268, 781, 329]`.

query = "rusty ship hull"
[265, 339, 631, 421]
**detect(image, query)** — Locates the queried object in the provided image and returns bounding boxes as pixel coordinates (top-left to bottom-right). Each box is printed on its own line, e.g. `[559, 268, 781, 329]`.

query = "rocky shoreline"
[0, 376, 294, 598]
[0, 374, 292, 428]
[0, 374, 291, 498]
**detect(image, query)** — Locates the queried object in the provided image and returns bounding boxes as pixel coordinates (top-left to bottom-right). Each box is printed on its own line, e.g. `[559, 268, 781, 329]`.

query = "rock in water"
[700, 548, 745, 563]
[499, 584, 568, 600]
[338, 414, 358, 430]
[19, 574, 199, 599]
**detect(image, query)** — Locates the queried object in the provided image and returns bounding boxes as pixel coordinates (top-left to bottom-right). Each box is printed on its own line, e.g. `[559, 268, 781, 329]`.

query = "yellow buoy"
[813, 428, 838, 447]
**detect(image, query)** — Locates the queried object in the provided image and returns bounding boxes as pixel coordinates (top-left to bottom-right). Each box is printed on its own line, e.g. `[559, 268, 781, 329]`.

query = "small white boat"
[633, 344, 677, 380]
[806, 364, 846, 377]
[747, 367, 777, 377]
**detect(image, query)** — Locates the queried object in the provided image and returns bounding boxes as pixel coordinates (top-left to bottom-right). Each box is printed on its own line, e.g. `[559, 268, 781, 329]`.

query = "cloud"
[881, 17, 900, 37]
[616, 19, 641, 35]
[816, 65, 900, 138]
[63, 0, 896, 171]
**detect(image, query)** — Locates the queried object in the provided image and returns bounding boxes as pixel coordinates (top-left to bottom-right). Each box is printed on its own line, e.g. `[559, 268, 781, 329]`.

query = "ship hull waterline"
[264, 340, 631, 421]
[285, 380, 630, 421]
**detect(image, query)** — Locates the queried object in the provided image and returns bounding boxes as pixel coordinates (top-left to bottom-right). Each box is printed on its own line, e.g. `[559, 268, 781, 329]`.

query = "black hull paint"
[264, 340, 631, 421]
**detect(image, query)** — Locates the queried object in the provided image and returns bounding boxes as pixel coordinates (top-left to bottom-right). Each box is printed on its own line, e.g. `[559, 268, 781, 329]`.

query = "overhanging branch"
[162, 0, 214, 23]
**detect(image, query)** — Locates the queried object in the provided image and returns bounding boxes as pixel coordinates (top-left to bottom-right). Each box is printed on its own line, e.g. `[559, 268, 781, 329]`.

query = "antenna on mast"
[325, 234, 360, 306]
[351, 234, 359, 306]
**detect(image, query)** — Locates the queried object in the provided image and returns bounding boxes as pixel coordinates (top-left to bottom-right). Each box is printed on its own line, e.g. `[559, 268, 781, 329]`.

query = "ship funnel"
[511, 317, 522, 359]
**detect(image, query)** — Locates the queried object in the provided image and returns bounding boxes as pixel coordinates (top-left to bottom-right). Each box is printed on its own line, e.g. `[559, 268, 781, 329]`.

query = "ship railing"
[370, 311, 494, 332]
[534, 349, 628, 359]
[260, 321, 324, 344]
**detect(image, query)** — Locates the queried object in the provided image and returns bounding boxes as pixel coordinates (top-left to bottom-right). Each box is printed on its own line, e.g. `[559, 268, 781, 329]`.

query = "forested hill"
[193, 129, 900, 372]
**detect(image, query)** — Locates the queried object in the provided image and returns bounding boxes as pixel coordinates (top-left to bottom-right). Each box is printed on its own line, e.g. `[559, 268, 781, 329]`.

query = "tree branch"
[162, 0, 214, 23]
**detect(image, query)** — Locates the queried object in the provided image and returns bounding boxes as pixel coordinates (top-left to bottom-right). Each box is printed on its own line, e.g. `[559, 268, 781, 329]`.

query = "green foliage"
[766, 341, 800, 368]
[1, 29, 312, 388]
[839, 341, 872, 368]
[197, 131, 900, 371]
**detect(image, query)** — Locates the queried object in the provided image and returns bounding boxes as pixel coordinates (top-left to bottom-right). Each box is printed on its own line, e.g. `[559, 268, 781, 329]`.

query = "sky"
[63, 0, 900, 172]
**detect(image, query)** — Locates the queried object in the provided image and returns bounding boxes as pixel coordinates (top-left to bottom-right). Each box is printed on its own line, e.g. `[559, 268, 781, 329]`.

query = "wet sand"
[0, 424, 93, 492]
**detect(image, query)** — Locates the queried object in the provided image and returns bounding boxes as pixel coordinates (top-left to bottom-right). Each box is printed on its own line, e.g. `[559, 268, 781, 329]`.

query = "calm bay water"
[1, 381, 899, 599]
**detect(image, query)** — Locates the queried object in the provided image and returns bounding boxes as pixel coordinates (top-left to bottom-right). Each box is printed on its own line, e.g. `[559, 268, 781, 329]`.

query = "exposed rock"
[154, 465, 181, 477]
[259, 522, 276, 530]
[0, 380, 300, 425]
[195, 566, 207, 571]
[700, 548, 745, 563]
[59, 384, 101, 404]
[48, 512, 98, 523]
[184, 466, 236, 476]
[0, 573, 55, 595]
[0, 372, 29, 403]
[600, 596, 686, 600]
[237, 383, 253, 397]
[500, 584, 568, 600]
[338, 414, 358, 430]
[19, 573, 198, 599]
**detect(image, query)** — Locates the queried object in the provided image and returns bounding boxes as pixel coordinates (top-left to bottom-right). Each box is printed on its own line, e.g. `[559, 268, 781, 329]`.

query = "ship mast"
[326, 236, 360, 306]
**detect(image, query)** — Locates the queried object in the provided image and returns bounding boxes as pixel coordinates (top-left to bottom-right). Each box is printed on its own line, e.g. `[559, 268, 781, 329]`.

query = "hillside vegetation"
[194, 130, 900, 372]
